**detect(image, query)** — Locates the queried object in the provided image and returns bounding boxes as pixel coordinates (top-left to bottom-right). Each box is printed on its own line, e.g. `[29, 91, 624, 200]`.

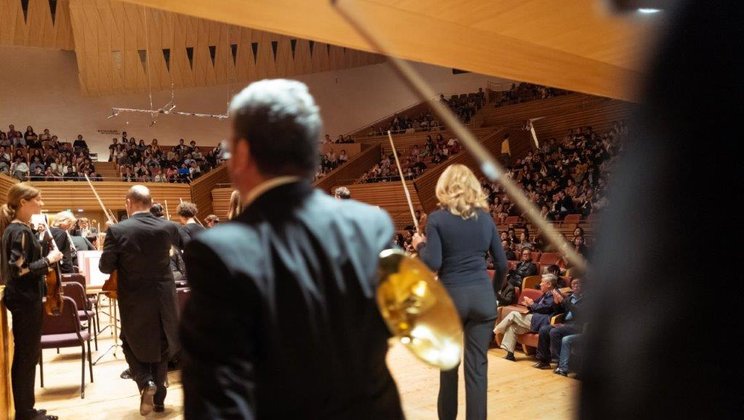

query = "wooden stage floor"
[34, 334, 577, 419]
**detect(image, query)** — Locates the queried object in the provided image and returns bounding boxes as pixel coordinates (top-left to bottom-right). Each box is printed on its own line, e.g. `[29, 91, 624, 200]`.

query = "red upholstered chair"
[40, 296, 94, 398]
[177, 287, 191, 314]
[504, 216, 521, 225]
[62, 273, 100, 333]
[494, 289, 544, 352]
[562, 213, 582, 227]
[521, 275, 542, 291]
[63, 282, 97, 350]
[539, 252, 562, 267]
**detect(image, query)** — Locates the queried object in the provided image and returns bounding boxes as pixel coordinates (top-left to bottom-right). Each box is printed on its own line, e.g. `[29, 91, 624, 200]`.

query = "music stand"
[94, 292, 120, 364]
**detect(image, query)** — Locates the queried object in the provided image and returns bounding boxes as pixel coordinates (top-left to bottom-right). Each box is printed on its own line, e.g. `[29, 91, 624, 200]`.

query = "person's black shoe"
[30, 410, 57, 420]
[30, 409, 58, 420]
[120, 368, 132, 379]
[504, 352, 516, 361]
[533, 361, 552, 369]
[140, 380, 157, 416]
[554, 368, 568, 376]
[153, 404, 165, 413]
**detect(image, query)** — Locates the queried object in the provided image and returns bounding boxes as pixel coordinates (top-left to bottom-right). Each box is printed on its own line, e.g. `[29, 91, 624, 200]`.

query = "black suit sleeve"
[99, 227, 119, 274]
[181, 240, 259, 419]
[418, 216, 442, 271]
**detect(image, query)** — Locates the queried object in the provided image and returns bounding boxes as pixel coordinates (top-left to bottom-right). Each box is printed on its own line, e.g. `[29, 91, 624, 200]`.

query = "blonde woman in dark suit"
[413, 164, 507, 420]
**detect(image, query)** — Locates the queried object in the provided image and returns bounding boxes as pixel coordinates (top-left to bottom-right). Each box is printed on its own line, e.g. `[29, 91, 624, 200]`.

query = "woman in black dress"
[1, 183, 63, 420]
[413, 164, 507, 420]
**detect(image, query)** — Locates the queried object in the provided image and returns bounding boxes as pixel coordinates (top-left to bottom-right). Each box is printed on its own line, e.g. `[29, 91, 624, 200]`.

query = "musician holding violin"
[0, 183, 63, 420]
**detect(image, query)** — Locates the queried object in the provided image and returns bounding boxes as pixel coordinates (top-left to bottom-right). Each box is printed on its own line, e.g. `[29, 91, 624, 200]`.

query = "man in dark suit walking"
[181, 79, 404, 419]
[99, 185, 181, 416]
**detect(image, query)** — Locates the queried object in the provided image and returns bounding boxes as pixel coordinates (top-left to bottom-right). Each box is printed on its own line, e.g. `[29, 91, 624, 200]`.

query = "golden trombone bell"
[377, 249, 463, 370]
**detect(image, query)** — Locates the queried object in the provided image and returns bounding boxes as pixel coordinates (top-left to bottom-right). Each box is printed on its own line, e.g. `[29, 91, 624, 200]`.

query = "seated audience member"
[534, 277, 584, 371]
[546, 264, 568, 288]
[573, 235, 589, 257]
[503, 240, 517, 260]
[493, 273, 559, 361]
[496, 278, 516, 307]
[73, 134, 88, 150]
[506, 248, 538, 287]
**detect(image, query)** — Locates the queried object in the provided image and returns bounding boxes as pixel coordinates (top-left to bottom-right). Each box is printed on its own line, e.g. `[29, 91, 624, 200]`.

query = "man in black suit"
[48, 211, 77, 273]
[181, 79, 404, 419]
[99, 185, 181, 416]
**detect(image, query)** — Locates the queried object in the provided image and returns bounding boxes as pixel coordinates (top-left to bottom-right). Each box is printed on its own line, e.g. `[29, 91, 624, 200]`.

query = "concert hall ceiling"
[0, 0, 384, 95]
[117, 0, 662, 102]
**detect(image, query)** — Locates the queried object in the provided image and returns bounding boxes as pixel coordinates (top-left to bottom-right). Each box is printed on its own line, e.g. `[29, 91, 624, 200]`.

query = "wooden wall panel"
[344, 182, 423, 231]
[313, 144, 381, 195]
[68, 0, 384, 96]
[0, 174, 17, 206]
[211, 186, 232, 220]
[25, 180, 190, 213]
[189, 164, 229, 222]
[0, 0, 74, 50]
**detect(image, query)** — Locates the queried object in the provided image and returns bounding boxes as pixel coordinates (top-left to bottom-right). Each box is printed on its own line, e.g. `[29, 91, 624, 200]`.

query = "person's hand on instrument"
[411, 232, 426, 249]
[46, 249, 63, 264]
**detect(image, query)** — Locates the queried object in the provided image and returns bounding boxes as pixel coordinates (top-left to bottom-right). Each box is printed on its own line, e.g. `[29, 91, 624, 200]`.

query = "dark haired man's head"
[228, 79, 322, 195]
[150, 203, 165, 218]
[176, 201, 199, 225]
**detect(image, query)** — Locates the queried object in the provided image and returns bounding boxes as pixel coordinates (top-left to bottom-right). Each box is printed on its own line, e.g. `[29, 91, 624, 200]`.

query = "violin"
[41, 228, 64, 316]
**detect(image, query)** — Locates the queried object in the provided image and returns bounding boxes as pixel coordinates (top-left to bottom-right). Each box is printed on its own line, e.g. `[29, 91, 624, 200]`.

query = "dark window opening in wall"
[209, 45, 217, 66]
[162, 48, 171, 71]
[271, 41, 278, 61]
[251, 42, 259, 64]
[290, 39, 297, 59]
[21, 0, 30, 22]
[309, 40, 315, 57]
[49, 0, 58, 24]
[230, 44, 238, 66]
[186, 47, 194, 69]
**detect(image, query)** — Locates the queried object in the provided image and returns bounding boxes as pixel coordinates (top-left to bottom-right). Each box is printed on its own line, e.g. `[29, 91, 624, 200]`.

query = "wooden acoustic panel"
[118, 0, 663, 101]
[0, 0, 74, 50]
[67, 0, 384, 95]
[188, 164, 229, 221]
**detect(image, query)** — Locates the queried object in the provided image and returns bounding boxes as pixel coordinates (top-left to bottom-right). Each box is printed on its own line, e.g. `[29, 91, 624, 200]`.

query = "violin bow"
[387, 131, 419, 233]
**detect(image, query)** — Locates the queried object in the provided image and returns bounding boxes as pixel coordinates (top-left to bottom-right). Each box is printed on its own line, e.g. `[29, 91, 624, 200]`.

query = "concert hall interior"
[3, 0, 735, 419]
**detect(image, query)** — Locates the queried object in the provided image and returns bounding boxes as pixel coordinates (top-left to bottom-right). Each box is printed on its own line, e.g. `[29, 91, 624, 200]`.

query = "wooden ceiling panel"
[116, 0, 663, 101]
[64, 0, 382, 95]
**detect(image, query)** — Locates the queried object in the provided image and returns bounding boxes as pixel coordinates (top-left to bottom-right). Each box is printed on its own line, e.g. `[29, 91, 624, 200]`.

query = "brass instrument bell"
[377, 249, 463, 370]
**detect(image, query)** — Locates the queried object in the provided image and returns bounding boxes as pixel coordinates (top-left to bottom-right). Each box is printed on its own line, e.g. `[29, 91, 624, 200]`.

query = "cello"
[83, 174, 119, 299]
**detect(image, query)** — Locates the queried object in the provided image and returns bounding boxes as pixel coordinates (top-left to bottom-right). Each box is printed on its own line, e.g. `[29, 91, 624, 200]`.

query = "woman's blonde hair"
[227, 190, 242, 220]
[435, 164, 488, 219]
[0, 183, 40, 233]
